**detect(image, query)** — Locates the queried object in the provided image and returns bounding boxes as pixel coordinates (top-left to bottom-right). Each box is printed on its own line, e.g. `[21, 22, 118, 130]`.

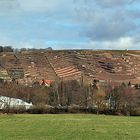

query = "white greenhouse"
[0, 96, 33, 110]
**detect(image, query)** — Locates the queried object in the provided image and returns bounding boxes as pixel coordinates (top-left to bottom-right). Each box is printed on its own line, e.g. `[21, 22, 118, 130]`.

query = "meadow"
[0, 114, 140, 140]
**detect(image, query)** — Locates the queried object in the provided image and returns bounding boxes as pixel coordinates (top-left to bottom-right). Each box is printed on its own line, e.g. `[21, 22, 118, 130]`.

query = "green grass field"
[0, 114, 140, 140]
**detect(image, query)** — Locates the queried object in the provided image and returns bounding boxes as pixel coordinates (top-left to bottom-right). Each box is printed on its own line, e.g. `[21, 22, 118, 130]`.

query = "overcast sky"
[0, 0, 140, 50]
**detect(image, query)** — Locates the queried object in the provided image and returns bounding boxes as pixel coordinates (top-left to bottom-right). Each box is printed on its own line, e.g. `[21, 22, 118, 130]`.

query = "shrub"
[131, 107, 140, 116]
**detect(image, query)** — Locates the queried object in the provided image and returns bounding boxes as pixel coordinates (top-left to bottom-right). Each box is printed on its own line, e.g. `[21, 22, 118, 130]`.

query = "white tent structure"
[0, 96, 33, 110]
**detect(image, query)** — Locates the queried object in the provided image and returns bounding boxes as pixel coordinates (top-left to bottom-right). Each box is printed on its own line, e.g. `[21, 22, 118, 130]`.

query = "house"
[38, 79, 53, 87]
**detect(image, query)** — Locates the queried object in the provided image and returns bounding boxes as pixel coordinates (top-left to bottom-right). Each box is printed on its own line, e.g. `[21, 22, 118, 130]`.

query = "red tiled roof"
[38, 80, 53, 86]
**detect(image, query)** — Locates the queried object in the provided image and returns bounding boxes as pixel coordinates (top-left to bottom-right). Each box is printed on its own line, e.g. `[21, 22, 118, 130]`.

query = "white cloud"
[47, 36, 139, 50]
[0, 0, 139, 50]
[106, 37, 134, 49]
[89, 37, 136, 49]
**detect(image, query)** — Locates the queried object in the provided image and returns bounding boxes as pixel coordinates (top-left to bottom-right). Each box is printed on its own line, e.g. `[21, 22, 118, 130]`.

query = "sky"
[0, 0, 140, 50]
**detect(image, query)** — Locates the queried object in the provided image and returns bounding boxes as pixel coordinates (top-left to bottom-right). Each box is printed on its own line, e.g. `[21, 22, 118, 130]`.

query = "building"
[0, 96, 33, 110]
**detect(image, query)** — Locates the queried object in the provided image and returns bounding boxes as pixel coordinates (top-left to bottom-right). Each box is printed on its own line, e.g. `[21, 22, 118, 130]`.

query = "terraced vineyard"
[0, 50, 140, 86]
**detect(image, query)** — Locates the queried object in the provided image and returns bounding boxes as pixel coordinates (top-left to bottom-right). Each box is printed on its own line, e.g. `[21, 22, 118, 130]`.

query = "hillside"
[0, 50, 140, 86]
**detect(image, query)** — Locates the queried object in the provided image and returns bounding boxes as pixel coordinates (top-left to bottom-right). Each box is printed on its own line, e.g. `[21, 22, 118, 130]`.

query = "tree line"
[0, 80, 140, 115]
[0, 46, 53, 53]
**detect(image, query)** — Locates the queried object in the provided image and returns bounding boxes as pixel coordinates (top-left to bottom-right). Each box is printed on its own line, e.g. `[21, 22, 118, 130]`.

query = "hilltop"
[0, 50, 140, 86]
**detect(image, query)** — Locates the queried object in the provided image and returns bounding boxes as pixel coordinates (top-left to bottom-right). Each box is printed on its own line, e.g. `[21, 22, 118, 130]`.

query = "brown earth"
[0, 50, 140, 86]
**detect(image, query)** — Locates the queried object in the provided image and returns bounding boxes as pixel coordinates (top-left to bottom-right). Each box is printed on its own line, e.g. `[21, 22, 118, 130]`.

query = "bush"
[131, 107, 140, 116]
[27, 105, 54, 114]
[1, 106, 27, 114]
